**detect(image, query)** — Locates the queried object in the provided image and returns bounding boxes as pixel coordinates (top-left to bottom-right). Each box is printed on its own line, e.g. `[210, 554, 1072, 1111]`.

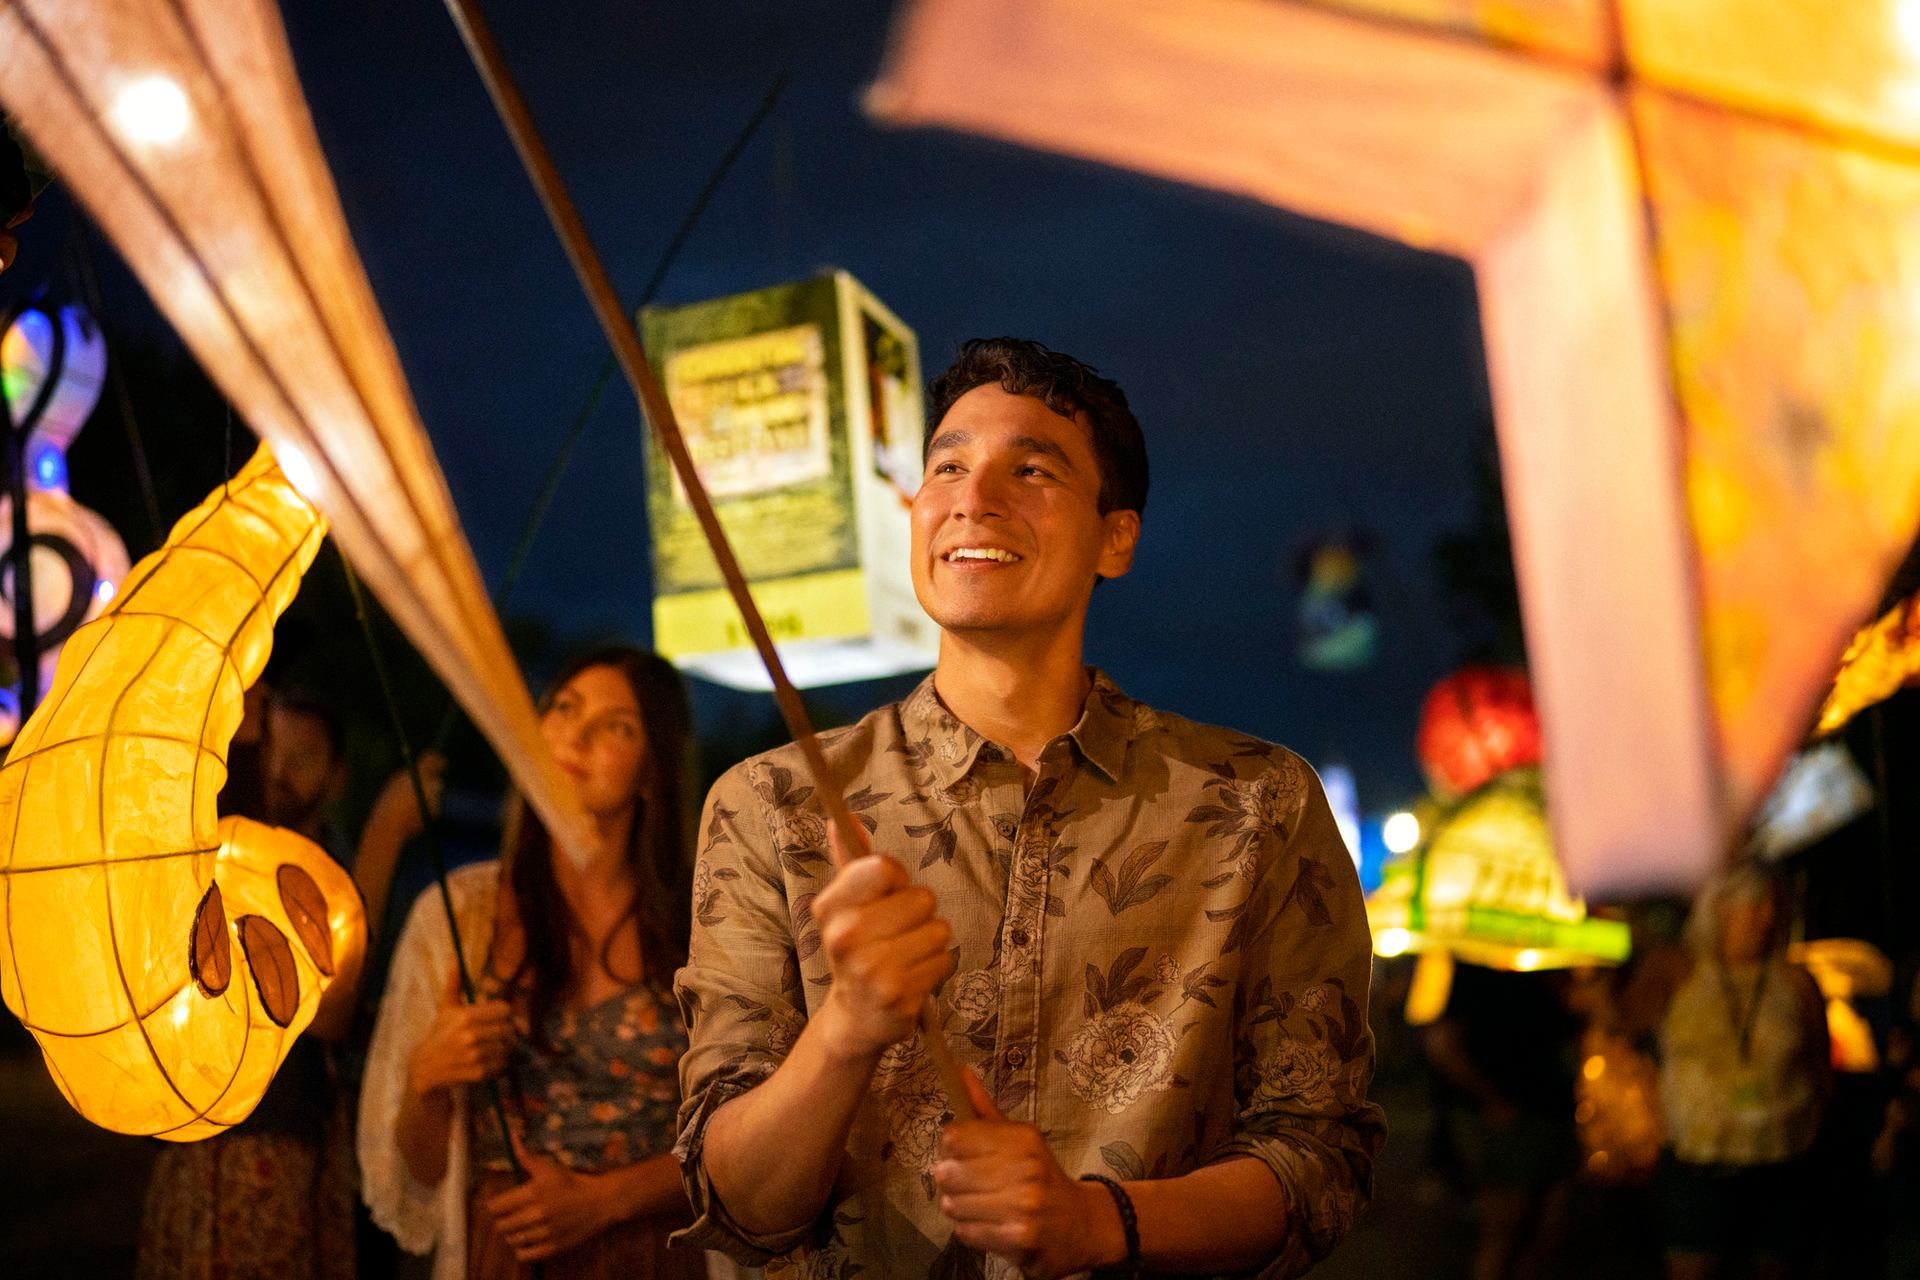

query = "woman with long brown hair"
[358, 646, 706, 1279]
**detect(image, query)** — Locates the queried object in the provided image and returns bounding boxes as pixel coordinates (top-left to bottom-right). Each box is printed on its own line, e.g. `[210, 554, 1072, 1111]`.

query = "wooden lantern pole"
[438, 0, 975, 1121]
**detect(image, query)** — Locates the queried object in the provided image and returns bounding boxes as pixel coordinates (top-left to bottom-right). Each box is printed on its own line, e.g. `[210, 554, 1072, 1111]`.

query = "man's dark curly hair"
[926, 337, 1149, 516]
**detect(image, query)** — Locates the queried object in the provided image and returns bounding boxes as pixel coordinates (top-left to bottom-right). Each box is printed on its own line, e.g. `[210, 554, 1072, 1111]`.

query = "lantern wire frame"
[0, 444, 365, 1139]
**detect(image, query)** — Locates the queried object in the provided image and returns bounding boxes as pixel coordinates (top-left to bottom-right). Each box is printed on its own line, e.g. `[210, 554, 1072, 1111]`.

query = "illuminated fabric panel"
[1817, 592, 1920, 734]
[1304, 0, 1615, 66]
[870, 0, 1721, 896]
[1623, 0, 1920, 150]
[871, 0, 1920, 895]
[1635, 88, 1920, 820]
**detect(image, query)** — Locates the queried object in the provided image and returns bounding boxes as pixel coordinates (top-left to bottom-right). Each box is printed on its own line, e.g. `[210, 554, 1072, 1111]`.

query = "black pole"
[337, 556, 528, 1185]
[1, 299, 64, 722]
[6, 405, 33, 715]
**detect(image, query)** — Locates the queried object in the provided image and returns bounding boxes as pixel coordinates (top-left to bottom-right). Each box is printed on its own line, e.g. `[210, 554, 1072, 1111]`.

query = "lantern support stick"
[429, 70, 787, 755]
[440, 0, 974, 1120]
[340, 554, 530, 1191]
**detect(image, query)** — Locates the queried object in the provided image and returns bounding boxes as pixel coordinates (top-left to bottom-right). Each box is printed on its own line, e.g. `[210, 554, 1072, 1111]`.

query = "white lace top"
[358, 862, 500, 1280]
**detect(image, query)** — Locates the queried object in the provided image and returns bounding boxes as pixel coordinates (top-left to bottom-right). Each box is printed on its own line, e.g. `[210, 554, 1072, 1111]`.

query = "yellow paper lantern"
[1816, 593, 1920, 735]
[1789, 936, 1893, 1074]
[0, 444, 365, 1140]
[0, 0, 591, 866]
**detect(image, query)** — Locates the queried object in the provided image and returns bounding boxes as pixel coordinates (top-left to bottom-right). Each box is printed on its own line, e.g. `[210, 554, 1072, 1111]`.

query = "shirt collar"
[900, 667, 1135, 787]
[1070, 668, 1133, 783]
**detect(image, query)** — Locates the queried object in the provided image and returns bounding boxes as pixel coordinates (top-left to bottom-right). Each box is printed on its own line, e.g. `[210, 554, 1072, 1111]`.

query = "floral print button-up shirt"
[673, 671, 1385, 1279]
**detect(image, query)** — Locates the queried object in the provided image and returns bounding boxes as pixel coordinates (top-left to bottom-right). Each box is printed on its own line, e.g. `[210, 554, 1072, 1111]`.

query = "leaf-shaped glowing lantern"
[0, 446, 365, 1139]
[0, 0, 590, 864]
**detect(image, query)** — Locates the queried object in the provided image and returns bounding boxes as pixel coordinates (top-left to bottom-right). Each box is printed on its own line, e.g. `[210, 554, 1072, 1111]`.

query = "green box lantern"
[641, 272, 936, 689]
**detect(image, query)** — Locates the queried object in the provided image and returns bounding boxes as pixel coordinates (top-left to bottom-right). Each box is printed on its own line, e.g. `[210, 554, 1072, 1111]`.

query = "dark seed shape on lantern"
[237, 916, 300, 1027]
[189, 883, 231, 998]
[276, 864, 334, 976]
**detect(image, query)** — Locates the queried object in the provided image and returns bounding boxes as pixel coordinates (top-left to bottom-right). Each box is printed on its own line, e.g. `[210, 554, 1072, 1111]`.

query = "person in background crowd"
[136, 685, 364, 1280]
[265, 685, 355, 855]
[358, 646, 707, 1280]
[1657, 866, 1831, 1280]
[1422, 965, 1581, 1280]
[0, 117, 46, 276]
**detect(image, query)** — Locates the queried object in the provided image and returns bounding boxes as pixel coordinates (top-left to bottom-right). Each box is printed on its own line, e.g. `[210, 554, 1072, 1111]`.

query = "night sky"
[24, 0, 1501, 811]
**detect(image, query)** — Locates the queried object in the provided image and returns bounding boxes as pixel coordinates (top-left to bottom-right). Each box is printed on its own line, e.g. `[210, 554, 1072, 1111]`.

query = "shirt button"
[1005, 1047, 1028, 1068]
[1009, 927, 1030, 948]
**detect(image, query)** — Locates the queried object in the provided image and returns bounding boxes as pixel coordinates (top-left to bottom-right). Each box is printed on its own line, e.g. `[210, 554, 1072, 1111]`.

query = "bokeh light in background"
[107, 76, 191, 147]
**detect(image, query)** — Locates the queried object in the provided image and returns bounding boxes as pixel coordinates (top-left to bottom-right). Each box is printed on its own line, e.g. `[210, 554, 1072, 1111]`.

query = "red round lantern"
[1416, 666, 1541, 797]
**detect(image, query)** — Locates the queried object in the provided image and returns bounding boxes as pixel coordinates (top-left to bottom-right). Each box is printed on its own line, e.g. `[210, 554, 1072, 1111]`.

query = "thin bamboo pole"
[438, 0, 974, 1121]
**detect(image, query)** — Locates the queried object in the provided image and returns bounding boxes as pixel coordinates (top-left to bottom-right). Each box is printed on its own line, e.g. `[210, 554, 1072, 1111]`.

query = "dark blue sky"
[43, 1, 1503, 809]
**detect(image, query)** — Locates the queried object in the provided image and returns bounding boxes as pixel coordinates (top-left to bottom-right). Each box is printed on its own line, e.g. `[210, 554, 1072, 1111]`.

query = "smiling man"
[673, 338, 1385, 1278]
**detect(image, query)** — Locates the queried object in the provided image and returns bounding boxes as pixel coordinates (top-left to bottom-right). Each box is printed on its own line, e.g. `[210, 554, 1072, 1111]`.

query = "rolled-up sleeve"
[1208, 767, 1388, 1279]
[670, 765, 814, 1264]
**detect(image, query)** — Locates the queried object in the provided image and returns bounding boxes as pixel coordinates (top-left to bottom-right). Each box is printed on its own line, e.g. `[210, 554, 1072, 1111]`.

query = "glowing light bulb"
[110, 76, 192, 145]
[1901, 0, 1920, 60]
[1375, 927, 1412, 958]
[1514, 948, 1543, 971]
[31, 447, 65, 491]
[1383, 811, 1420, 854]
[273, 440, 320, 502]
[95, 579, 116, 605]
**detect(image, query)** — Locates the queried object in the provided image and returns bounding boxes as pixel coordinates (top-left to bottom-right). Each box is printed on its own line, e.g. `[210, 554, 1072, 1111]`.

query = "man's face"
[910, 385, 1139, 642]
[264, 704, 343, 835]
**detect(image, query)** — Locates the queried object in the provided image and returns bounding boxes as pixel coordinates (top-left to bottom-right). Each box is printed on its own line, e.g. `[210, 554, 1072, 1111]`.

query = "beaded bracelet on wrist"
[1079, 1172, 1142, 1279]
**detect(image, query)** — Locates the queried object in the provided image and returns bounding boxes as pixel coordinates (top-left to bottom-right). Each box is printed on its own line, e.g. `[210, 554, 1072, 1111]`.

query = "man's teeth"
[947, 548, 1021, 563]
